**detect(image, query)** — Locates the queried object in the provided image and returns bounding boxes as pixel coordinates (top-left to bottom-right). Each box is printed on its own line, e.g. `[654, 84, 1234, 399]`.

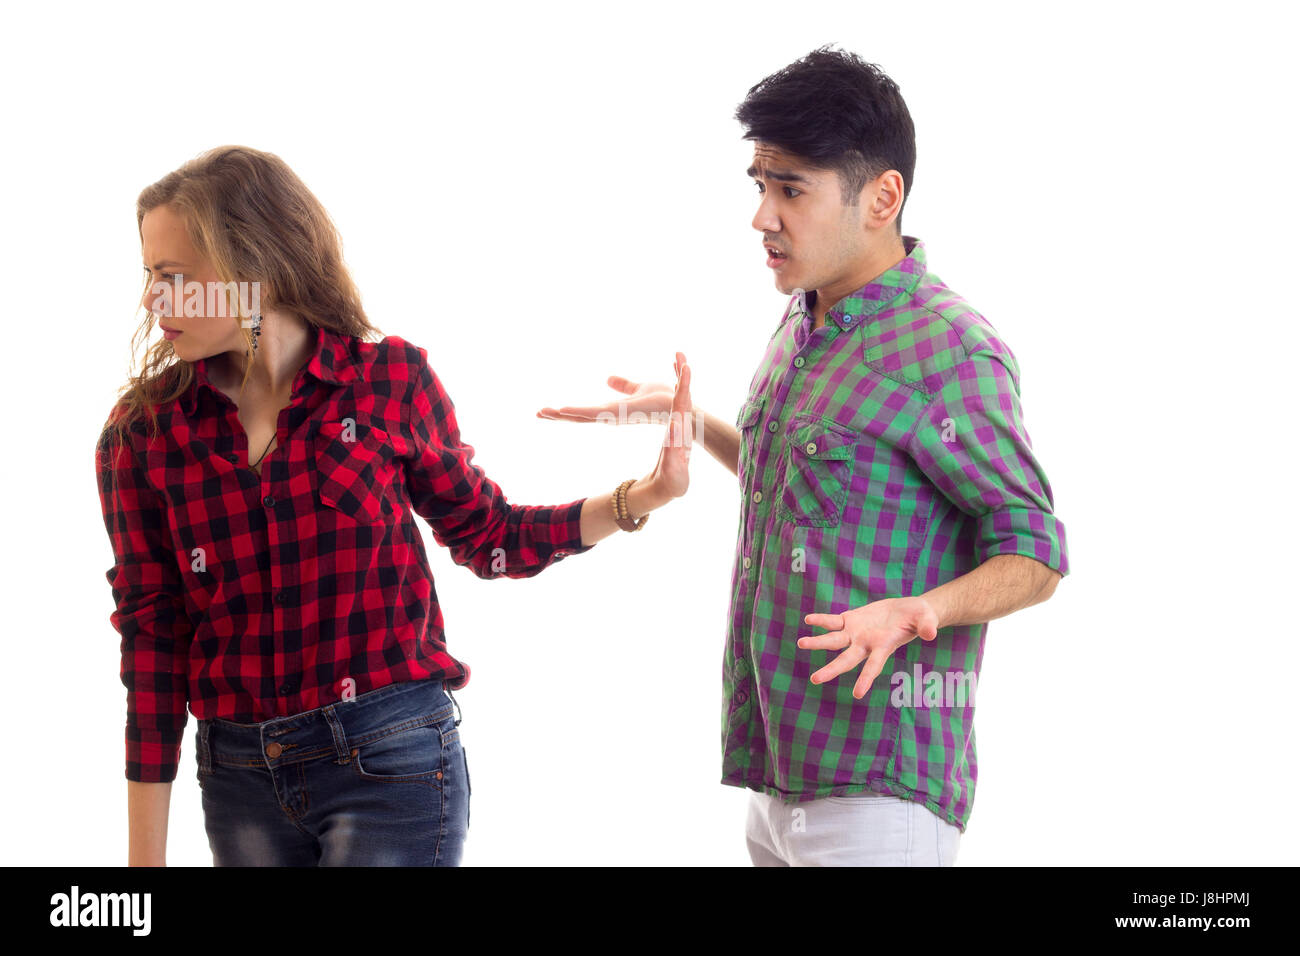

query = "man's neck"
[810, 235, 908, 328]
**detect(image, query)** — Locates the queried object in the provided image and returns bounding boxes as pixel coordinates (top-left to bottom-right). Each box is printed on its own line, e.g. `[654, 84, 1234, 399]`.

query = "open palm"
[537, 353, 692, 501]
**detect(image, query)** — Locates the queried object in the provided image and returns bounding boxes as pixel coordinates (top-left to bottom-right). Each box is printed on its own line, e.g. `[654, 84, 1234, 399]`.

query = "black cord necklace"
[250, 434, 276, 470]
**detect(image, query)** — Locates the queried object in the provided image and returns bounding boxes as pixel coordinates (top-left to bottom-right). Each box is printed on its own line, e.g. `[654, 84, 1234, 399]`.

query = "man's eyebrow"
[746, 165, 812, 184]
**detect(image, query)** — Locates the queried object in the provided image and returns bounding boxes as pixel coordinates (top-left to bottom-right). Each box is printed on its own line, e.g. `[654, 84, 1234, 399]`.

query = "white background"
[1, 0, 1296, 866]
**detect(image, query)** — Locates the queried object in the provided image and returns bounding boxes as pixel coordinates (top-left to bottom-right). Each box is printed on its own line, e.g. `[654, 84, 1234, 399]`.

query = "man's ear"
[863, 169, 905, 229]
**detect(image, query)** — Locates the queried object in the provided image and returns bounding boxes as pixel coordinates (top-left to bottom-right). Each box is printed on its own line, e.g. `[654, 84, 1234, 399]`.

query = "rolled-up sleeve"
[906, 351, 1069, 575]
[94, 424, 195, 782]
[403, 345, 593, 579]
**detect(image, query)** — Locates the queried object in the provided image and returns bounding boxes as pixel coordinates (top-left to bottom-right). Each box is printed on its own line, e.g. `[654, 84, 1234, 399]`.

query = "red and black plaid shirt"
[95, 325, 592, 782]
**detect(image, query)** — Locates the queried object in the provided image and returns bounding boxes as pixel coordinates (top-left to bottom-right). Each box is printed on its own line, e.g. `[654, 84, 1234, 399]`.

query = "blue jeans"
[195, 678, 470, 866]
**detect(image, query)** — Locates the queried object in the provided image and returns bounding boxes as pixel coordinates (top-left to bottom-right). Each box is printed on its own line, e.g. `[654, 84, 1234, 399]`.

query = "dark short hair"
[736, 45, 916, 232]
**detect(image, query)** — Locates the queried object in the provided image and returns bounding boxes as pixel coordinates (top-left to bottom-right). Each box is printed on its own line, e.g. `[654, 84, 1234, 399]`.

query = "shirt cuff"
[550, 498, 594, 559]
[125, 726, 183, 783]
[975, 506, 1069, 576]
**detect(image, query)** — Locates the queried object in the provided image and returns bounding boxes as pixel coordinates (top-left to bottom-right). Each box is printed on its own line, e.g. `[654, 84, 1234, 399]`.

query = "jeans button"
[265, 742, 283, 759]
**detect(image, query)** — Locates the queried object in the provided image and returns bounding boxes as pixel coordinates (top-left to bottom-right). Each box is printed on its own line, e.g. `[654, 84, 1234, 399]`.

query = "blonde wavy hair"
[98, 145, 380, 469]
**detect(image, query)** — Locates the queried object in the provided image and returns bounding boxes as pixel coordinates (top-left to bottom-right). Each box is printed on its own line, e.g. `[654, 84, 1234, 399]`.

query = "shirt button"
[274, 590, 287, 604]
[263, 494, 275, 507]
[805, 442, 817, 454]
[742, 556, 752, 570]
[793, 356, 805, 368]
[279, 683, 294, 695]
[265, 742, 283, 759]
[767, 421, 777, 432]
[227, 453, 238, 462]
[752, 490, 762, 503]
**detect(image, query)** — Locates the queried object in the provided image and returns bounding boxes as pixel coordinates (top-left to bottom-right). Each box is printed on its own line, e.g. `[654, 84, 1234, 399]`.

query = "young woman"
[95, 145, 692, 867]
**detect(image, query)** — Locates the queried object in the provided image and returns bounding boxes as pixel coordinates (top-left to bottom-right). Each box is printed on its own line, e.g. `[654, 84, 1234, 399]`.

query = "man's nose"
[752, 195, 779, 234]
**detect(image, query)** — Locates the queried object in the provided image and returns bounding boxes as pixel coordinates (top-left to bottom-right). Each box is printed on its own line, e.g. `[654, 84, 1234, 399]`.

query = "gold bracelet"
[613, 478, 648, 532]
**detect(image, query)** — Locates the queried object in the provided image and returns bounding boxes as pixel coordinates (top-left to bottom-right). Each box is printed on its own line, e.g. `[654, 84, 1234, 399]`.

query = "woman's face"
[139, 204, 246, 363]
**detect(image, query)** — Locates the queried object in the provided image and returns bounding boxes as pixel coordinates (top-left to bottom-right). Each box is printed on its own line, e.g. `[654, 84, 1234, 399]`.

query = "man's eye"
[783, 187, 800, 199]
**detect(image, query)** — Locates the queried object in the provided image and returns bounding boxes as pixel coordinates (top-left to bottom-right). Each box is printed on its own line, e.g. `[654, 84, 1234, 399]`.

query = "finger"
[682, 388, 694, 451]
[803, 612, 845, 631]
[536, 409, 616, 424]
[675, 367, 693, 448]
[852, 647, 892, 699]
[662, 409, 687, 450]
[797, 630, 850, 651]
[536, 408, 597, 422]
[607, 375, 639, 395]
[537, 405, 625, 422]
[810, 644, 866, 685]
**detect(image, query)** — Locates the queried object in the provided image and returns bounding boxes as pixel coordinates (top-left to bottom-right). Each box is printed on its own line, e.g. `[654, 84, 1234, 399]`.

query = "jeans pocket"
[351, 716, 450, 784]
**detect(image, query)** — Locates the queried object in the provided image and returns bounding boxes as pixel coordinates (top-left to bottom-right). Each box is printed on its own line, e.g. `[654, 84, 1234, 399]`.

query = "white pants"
[745, 789, 962, 866]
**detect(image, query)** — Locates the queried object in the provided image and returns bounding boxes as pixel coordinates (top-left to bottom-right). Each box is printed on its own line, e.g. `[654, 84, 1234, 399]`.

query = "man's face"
[748, 142, 870, 298]
[139, 203, 243, 363]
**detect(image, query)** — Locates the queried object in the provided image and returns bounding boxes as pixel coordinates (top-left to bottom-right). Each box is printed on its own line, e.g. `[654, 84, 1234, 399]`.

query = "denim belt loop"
[196, 719, 213, 774]
[321, 704, 352, 764]
[445, 686, 462, 727]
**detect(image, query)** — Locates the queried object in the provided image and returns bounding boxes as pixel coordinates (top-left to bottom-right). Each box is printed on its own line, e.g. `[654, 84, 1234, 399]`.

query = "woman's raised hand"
[537, 353, 693, 502]
[646, 352, 692, 500]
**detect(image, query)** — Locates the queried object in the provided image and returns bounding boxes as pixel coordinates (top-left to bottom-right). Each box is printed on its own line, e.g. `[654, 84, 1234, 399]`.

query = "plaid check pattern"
[96, 325, 592, 782]
[723, 236, 1069, 832]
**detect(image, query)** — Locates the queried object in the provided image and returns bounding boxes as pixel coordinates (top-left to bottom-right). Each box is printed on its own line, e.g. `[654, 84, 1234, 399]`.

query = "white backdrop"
[1, 0, 1296, 866]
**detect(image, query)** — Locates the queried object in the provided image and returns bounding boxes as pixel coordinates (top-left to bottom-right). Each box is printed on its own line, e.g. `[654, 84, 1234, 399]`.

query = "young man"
[540, 46, 1069, 866]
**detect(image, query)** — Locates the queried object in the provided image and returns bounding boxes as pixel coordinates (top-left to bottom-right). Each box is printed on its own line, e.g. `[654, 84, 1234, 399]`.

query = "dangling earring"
[248, 313, 262, 355]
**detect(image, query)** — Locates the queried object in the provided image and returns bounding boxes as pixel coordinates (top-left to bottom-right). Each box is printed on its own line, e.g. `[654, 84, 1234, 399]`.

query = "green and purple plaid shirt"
[723, 235, 1069, 832]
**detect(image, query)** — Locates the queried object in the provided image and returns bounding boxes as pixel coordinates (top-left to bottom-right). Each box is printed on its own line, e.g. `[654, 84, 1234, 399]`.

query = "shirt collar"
[180, 323, 359, 416]
[790, 234, 928, 330]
